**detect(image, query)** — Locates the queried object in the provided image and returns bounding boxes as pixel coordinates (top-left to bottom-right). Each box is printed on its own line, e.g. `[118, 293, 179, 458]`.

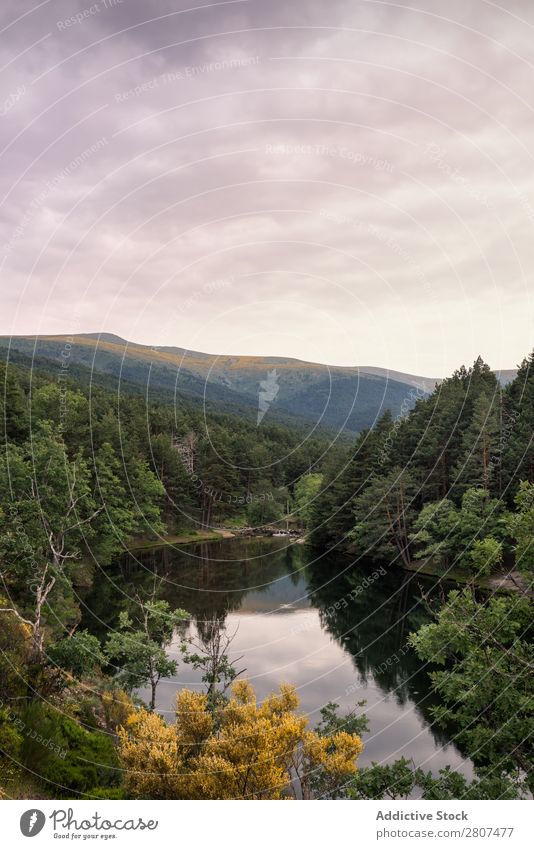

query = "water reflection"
[81, 537, 470, 775]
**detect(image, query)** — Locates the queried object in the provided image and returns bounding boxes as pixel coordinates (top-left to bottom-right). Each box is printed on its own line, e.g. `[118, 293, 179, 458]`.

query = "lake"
[82, 536, 471, 776]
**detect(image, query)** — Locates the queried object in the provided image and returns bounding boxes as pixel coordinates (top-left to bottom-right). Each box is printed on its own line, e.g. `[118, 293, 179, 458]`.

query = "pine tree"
[310, 413, 394, 550]
[0, 364, 28, 443]
[452, 390, 501, 497]
[501, 351, 534, 499]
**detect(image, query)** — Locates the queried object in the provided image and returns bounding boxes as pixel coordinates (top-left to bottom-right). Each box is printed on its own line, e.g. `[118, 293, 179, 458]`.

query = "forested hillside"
[0, 357, 336, 535]
[310, 353, 534, 584]
[0, 334, 434, 434]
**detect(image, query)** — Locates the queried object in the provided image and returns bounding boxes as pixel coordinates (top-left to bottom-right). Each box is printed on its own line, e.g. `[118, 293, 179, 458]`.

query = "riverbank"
[404, 557, 527, 595]
[127, 529, 235, 551]
[221, 525, 303, 539]
[129, 532, 527, 595]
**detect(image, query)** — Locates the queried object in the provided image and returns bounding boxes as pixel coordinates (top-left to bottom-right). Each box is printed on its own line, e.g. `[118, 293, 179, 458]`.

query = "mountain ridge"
[5, 332, 442, 382]
[0, 334, 517, 434]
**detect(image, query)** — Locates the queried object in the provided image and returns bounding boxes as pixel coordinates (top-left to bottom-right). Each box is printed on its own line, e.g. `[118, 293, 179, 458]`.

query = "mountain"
[494, 369, 519, 387]
[0, 334, 516, 434]
[356, 367, 438, 394]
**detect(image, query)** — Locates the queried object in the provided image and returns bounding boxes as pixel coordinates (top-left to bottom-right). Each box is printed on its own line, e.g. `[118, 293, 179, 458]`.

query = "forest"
[310, 354, 534, 581]
[0, 350, 532, 800]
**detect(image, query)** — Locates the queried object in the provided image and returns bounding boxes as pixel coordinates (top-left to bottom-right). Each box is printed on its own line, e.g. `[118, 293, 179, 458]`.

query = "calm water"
[82, 537, 471, 775]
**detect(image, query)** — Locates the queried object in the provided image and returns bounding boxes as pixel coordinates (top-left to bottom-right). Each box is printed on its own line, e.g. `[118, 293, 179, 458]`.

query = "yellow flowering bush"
[118, 682, 363, 799]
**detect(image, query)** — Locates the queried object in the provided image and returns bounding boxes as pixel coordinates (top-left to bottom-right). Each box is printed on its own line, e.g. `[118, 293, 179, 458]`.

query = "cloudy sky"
[1, 0, 533, 376]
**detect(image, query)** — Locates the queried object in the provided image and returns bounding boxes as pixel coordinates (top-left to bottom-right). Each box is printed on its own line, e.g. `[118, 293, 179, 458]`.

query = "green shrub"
[19, 702, 121, 796]
[0, 708, 23, 759]
[88, 786, 125, 799]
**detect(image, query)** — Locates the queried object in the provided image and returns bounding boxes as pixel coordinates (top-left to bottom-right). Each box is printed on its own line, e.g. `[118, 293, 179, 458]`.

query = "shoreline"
[403, 557, 526, 595]
[127, 533, 527, 596]
[127, 529, 235, 551]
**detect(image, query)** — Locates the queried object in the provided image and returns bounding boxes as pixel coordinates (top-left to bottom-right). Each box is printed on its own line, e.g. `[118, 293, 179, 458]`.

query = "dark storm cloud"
[1, 0, 533, 374]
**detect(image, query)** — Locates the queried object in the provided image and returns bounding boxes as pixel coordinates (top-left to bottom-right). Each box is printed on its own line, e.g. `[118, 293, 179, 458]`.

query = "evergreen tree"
[452, 389, 501, 497]
[0, 363, 28, 443]
[310, 413, 395, 550]
[501, 351, 534, 497]
[349, 468, 418, 566]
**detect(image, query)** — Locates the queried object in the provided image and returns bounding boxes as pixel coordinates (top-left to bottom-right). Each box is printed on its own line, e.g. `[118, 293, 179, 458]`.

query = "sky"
[0, 0, 533, 377]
